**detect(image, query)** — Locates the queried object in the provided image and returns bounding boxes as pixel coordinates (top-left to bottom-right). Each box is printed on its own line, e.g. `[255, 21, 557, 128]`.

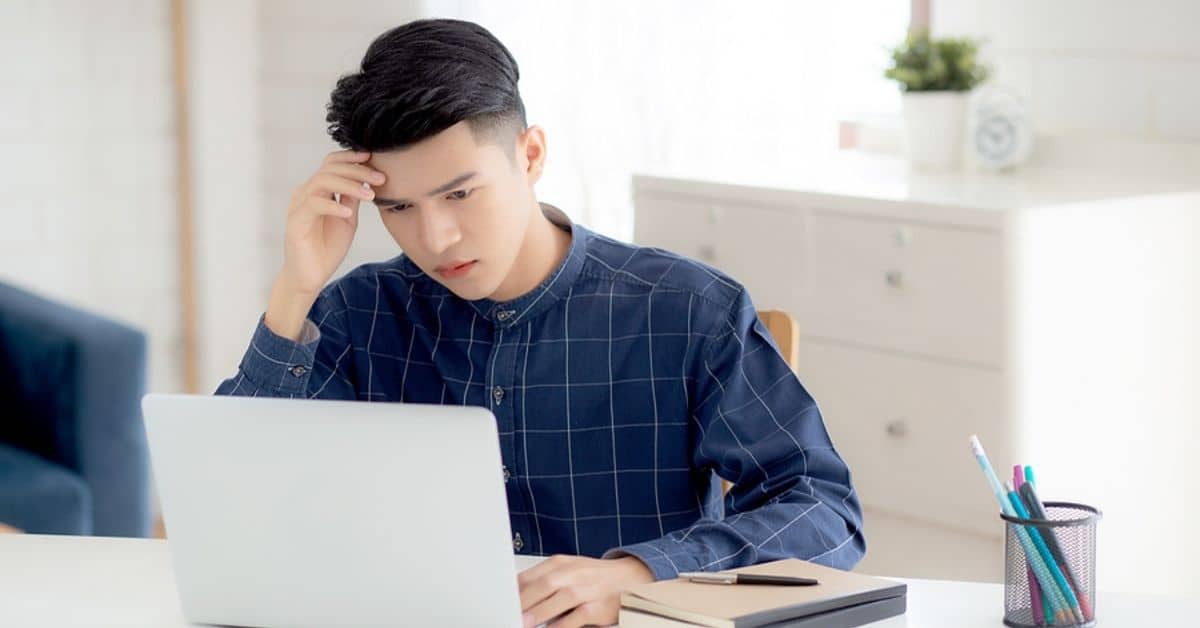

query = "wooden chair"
[720, 310, 800, 496]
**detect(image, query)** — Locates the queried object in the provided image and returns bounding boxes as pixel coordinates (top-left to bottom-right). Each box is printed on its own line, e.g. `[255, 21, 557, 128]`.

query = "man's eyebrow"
[373, 171, 478, 206]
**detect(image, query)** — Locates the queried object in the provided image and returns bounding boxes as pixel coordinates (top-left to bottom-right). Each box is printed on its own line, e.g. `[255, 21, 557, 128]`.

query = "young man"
[217, 18, 864, 628]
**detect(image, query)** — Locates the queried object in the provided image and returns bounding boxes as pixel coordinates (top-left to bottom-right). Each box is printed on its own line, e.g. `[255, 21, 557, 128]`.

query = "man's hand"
[517, 554, 655, 628]
[265, 150, 385, 341]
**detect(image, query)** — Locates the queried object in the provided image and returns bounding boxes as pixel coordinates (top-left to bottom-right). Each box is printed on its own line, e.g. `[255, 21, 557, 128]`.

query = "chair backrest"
[757, 309, 799, 371]
[720, 310, 800, 496]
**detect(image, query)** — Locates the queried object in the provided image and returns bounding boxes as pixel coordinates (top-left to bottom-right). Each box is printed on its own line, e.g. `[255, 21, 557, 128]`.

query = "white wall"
[186, 0, 268, 393]
[257, 0, 427, 292]
[933, 0, 1200, 175]
[433, 0, 909, 240]
[0, 0, 183, 393]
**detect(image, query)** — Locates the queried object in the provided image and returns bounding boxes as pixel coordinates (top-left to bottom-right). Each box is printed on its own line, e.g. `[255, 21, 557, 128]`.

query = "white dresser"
[632, 154, 1200, 595]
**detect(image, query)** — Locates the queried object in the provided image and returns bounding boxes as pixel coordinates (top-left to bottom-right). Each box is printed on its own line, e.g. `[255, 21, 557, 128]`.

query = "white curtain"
[427, 0, 909, 239]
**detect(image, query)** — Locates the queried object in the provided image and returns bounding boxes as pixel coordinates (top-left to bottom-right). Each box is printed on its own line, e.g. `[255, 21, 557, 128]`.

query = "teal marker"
[1008, 483, 1085, 624]
[969, 436, 1072, 624]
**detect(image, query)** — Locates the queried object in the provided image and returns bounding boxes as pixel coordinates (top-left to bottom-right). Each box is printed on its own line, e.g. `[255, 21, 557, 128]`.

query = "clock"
[967, 87, 1033, 171]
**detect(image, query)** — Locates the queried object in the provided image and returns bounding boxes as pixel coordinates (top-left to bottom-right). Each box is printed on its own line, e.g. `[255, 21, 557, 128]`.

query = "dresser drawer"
[633, 195, 718, 263]
[634, 195, 808, 312]
[796, 340, 1010, 535]
[801, 212, 1004, 366]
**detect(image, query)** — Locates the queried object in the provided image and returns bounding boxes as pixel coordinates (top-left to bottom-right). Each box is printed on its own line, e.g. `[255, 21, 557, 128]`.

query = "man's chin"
[440, 280, 500, 302]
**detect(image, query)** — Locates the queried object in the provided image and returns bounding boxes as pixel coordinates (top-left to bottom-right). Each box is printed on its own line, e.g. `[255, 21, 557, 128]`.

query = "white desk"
[0, 535, 1193, 627]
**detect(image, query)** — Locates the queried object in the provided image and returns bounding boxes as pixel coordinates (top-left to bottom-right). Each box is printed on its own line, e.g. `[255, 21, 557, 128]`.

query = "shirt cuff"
[237, 315, 321, 395]
[602, 538, 706, 581]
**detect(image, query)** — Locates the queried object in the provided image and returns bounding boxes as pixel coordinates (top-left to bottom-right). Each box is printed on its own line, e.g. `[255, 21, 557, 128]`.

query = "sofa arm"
[0, 282, 151, 537]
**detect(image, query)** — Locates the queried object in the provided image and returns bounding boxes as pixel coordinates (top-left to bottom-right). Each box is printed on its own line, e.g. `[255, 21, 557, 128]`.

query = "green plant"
[884, 30, 990, 92]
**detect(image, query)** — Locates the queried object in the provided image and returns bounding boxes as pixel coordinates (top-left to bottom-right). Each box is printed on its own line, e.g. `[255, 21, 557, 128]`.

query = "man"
[217, 18, 863, 628]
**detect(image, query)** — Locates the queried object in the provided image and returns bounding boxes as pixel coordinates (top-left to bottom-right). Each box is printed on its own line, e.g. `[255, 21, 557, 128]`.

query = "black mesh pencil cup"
[1001, 502, 1101, 628]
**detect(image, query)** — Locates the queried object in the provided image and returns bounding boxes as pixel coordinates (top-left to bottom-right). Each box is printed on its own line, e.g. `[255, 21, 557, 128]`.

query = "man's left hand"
[517, 554, 655, 627]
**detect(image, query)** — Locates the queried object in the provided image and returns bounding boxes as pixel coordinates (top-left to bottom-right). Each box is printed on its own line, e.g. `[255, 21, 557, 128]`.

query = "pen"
[679, 572, 819, 586]
[968, 436, 1072, 624]
[1015, 465, 1048, 627]
[1019, 480, 1095, 622]
[1006, 483, 1085, 624]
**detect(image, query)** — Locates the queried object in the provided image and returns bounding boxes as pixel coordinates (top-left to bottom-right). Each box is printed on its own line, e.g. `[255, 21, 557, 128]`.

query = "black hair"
[326, 19, 527, 153]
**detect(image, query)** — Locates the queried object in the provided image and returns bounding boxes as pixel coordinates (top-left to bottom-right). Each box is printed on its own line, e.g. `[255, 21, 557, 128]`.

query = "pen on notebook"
[679, 572, 819, 586]
[968, 436, 1072, 624]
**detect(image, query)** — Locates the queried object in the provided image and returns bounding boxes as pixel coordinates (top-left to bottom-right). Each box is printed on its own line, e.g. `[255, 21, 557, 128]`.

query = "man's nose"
[418, 206, 463, 256]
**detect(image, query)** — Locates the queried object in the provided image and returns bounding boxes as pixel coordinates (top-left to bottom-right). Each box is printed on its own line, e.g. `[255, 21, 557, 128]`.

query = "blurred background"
[1, 0, 1197, 600]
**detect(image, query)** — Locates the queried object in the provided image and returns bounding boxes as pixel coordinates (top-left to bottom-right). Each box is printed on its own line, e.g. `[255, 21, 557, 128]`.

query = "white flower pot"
[902, 91, 968, 170]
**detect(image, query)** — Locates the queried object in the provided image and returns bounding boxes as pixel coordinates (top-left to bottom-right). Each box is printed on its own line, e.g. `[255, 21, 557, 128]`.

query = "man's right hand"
[265, 150, 385, 341]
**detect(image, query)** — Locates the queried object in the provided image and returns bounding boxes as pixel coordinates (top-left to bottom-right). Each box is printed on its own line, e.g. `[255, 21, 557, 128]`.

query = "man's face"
[367, 121, 541, 301]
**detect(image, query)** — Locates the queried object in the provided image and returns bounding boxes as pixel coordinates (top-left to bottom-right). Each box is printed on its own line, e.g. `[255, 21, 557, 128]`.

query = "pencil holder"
[1001, 502, 1101, 628]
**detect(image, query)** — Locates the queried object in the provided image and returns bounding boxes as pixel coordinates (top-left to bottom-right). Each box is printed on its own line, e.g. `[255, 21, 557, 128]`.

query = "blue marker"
[1008, 483, 1085, 624]
[969, 436, 1073, 624]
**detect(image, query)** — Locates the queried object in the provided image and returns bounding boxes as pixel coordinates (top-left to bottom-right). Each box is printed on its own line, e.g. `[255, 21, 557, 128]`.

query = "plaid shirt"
[216, 204, 864, 579]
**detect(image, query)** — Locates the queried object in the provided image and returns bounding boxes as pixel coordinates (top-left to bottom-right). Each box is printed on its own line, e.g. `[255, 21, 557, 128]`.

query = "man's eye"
[448, 188, 473, 201]
[382, 204, 409, 212]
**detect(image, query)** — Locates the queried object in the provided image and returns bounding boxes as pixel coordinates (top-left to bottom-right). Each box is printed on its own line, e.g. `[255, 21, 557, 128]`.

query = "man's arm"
[216, 149, 383, 399]
[603, 289, 866, 580]
[215, 284, 357, 400]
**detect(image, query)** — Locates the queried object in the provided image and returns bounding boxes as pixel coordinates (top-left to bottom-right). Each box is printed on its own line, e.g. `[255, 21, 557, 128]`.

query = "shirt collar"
[469, 202, 589, 328]
[401, 202, 589, 329]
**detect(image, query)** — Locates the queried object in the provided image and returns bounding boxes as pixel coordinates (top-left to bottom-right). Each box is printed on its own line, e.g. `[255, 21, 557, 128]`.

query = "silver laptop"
[143, 394, 538, 628]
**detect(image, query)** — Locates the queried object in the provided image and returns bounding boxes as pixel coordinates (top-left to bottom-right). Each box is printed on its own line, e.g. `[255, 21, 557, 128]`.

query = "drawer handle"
[885, 420, 908, 438]
[885, 270, 904, 287]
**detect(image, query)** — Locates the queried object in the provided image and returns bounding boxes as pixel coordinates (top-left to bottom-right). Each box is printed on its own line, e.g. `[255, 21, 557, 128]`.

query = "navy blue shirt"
[216, 204, 864, 579]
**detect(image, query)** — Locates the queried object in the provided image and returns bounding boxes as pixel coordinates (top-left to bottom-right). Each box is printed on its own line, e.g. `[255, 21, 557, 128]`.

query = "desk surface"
[1, 535, 1194, 627]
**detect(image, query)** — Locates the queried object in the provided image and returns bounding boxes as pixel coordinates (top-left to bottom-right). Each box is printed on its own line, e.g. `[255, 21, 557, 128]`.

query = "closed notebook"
[619, 559, 906, 628]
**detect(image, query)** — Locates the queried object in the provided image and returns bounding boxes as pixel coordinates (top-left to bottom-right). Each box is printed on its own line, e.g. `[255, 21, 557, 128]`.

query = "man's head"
[326, 19, 549, 301]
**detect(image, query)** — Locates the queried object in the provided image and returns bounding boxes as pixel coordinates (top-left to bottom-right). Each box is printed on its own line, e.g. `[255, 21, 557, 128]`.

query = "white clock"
[967, 87, 1033, 171]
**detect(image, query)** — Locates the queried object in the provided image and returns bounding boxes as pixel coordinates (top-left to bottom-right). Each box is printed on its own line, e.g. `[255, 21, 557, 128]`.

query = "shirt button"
[495, 309, 514, 321]
[502, 465, 512, 482]
[492, 386, 505, 405]
[513, 532, 524, 552]
[290, 366, 307, 377]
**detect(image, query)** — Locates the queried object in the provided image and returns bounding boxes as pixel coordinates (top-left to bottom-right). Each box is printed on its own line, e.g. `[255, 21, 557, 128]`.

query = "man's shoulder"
[580, 231, 745, 311]
[316, 255, 433, 308]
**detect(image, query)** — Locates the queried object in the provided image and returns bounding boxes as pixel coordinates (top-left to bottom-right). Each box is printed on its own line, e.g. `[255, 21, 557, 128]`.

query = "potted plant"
[885, 30, 990, 170]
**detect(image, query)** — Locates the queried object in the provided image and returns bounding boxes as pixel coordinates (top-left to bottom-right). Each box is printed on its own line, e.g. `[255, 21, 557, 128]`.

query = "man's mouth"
[435, 260, 478, 278]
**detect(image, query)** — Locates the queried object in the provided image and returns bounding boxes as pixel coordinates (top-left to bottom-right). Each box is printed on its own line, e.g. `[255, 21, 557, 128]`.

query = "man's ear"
[518, 125, 546, 185]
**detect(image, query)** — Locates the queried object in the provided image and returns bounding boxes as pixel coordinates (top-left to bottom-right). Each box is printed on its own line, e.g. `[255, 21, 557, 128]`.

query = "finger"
[547, 601, 605, 628]
[307, 173, 375, 203]
[323, 162, 386, 187]
[518, 555, 571, 589]
[298, 196, 354, 221]
[526, 588, 589, 628]
[519, 572, 562, 613]
[322, 150, 371, 166]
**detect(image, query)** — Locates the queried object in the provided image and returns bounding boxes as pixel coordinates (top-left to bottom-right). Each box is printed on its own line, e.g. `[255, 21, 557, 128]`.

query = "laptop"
[143, 393, 540, 628]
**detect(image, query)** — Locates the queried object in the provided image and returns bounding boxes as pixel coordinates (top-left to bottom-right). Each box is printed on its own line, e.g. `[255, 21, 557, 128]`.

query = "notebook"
[619, 559, 906, 628]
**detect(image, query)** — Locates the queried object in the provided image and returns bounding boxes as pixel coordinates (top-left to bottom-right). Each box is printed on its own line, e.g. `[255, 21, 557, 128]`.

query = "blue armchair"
[0, 282, 151, 537]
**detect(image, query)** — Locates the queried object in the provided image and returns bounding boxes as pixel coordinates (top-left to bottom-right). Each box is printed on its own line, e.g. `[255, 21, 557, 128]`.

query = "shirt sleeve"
[214, 285, 357, 399]
[602, 289, 865, 580]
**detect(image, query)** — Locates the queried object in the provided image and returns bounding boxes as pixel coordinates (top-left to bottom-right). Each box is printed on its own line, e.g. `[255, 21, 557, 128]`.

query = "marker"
[968, 436, 1072, 624]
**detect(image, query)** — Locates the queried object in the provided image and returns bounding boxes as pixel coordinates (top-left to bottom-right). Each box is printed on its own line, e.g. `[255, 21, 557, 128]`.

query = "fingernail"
[522, 612, 534, 627]
[372, 172, 385, 182]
